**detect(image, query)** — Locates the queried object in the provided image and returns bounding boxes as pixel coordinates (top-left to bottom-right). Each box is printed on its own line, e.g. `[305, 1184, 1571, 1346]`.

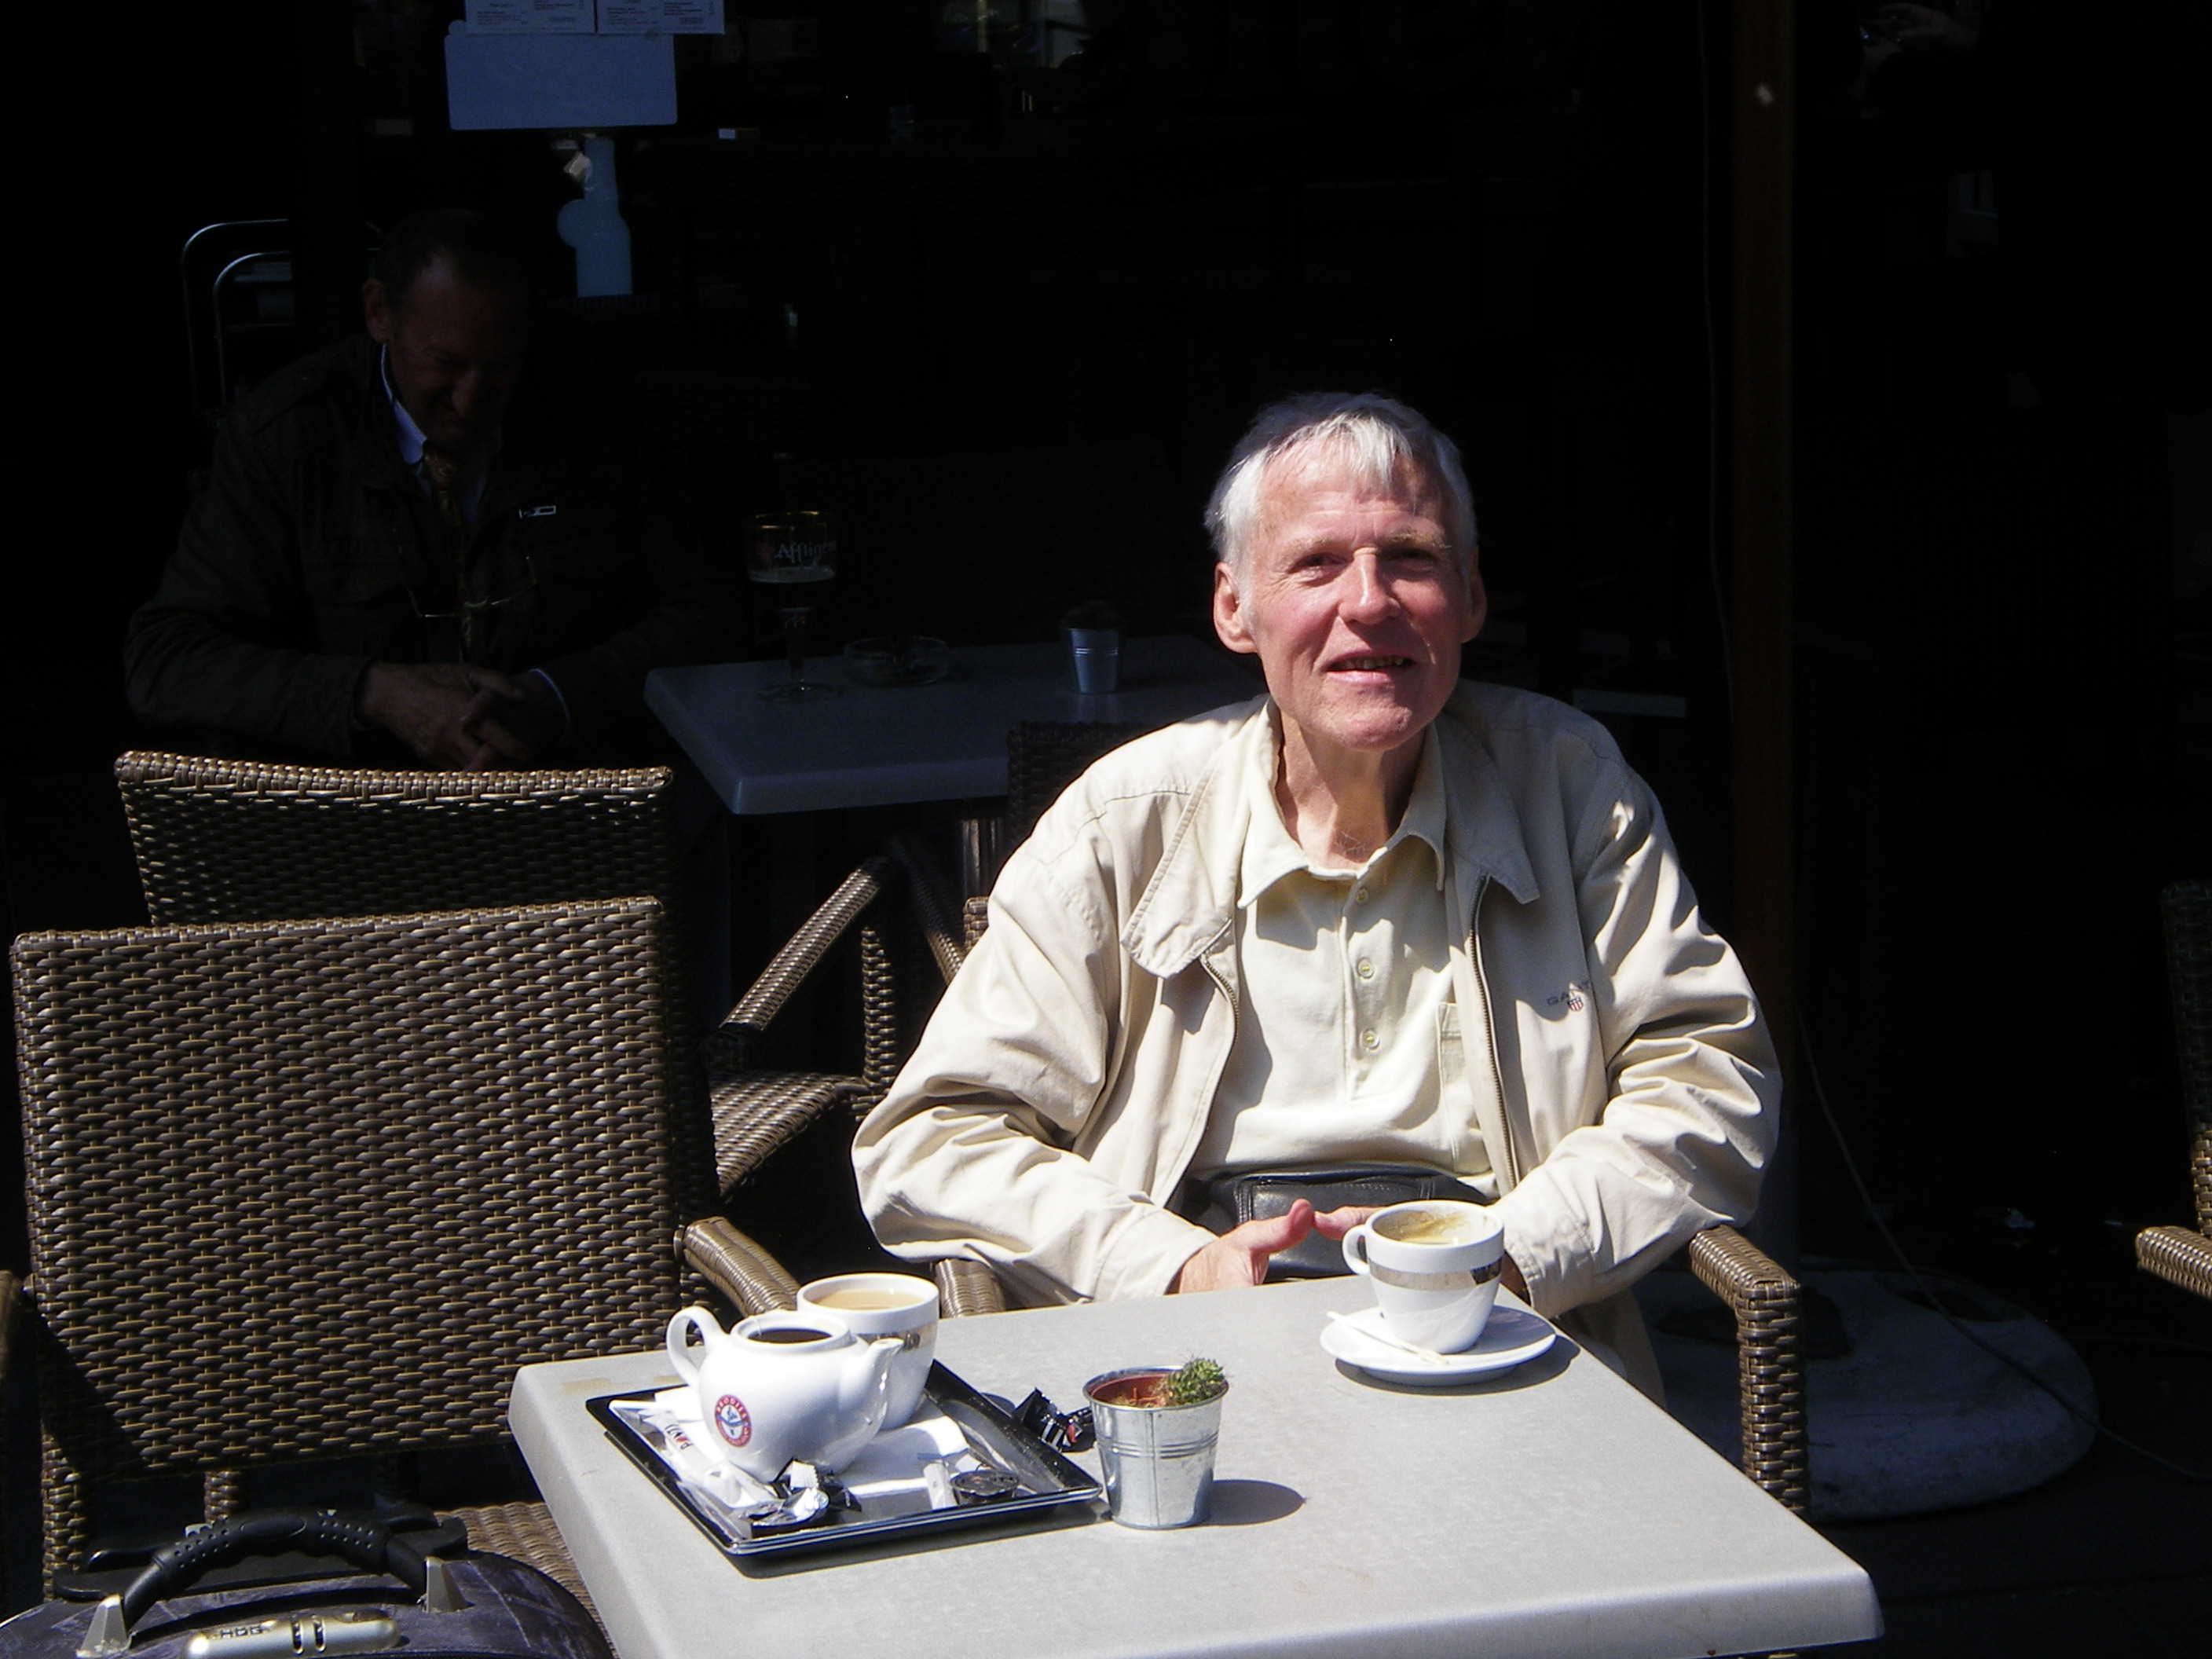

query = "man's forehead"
[394, 263, 529, 340]
[1254, 449, 1448, 541]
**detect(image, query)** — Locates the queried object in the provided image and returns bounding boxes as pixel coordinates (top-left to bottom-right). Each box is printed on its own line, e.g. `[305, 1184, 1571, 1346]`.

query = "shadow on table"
[1328, 1335, 1579, 1397]
[1207, 1480, 1305, 1525]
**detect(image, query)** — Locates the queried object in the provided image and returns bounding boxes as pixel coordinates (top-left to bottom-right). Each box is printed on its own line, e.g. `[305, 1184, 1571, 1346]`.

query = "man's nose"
[1339, 551, 1398, 621]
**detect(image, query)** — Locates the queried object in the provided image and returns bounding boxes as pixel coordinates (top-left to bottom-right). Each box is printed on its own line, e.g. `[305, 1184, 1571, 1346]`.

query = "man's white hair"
[1203, 391, 1477, 584]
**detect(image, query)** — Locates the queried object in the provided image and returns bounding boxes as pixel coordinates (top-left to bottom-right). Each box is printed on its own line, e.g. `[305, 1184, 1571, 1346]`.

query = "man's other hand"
[357, 661, 541, 770]
[1172, 1198, 1529, 1301]
[460, 669, 564, 765]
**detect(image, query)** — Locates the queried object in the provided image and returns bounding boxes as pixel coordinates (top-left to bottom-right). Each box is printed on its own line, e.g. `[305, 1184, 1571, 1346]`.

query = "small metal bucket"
[1082, 1369, 1226, 1529]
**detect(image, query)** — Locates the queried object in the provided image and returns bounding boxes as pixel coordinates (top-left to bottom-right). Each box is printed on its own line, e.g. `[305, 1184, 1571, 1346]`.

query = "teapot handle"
[666, 1305, 726, 1386]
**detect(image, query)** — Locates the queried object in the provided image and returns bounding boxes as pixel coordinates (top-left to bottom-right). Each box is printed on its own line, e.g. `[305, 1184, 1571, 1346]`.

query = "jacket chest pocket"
[505, 509, 629, 644]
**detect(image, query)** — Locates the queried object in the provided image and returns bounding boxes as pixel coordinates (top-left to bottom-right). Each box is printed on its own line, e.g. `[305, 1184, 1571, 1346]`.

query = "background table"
[511, 1277, 1881, 1659]
[646, 636, 1259, 815]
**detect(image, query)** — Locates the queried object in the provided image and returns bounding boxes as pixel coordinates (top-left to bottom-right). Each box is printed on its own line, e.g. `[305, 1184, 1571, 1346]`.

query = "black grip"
[119, 1509, 428, 1626]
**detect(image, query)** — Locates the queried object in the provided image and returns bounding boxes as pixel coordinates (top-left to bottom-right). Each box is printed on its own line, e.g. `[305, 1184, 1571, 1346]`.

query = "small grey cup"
[1060, 602, 1122, 694]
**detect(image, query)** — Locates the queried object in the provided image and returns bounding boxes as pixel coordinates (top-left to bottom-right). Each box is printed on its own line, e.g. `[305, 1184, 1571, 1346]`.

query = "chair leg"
[40, 1429, 90, 1597]
[1688, 1226, 1809, 1513]
[203, 1467, 247, 1525]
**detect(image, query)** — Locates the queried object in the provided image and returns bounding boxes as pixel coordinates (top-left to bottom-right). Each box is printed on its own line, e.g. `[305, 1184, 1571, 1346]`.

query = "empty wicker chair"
[111, 751, 902, 1220]
[3, 897, 788, 1613]
[115, 753, 682, 928]
[2137, 878, 2212, 1300]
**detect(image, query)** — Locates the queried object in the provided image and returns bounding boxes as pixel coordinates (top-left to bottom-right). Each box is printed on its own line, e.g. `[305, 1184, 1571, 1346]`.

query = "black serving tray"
[590, 1361, 1101, 1562]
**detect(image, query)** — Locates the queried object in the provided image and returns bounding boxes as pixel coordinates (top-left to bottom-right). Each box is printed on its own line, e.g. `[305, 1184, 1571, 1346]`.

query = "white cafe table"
[646, 636, 1259, 815]
[509, 1276, 1881, 1659]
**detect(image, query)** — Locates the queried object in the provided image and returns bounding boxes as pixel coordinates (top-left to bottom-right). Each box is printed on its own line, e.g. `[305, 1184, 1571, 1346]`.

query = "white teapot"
[665, 1306, 903, 1481]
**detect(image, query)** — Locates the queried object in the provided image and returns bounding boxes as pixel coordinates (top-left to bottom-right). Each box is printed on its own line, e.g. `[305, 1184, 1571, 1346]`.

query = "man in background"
[126, 208, 726, 767]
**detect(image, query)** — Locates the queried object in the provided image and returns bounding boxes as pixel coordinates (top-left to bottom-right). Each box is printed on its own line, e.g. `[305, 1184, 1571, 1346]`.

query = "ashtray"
[844, 636, 949, 687]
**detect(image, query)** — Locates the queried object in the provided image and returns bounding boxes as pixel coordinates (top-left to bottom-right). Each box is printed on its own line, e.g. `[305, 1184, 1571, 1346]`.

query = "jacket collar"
[1124, 687, 1540, 979]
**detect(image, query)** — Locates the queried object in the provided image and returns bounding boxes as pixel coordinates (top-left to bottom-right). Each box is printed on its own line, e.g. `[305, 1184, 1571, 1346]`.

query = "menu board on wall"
[463, 0, 595, 32]
[598, 0, 724, 32]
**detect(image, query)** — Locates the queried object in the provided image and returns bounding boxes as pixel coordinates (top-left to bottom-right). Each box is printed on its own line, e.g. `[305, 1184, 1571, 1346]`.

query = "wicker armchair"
[110, 751, 908, 1218]
[2, 898, 789, 1614]
[2138, 879, 2212, 1300]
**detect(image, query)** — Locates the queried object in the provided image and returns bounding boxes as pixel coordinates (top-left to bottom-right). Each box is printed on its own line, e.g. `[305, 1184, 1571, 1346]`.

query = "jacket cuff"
[1492, 1189, 1588, 1320]
[1091, 1203, 1221, 1301]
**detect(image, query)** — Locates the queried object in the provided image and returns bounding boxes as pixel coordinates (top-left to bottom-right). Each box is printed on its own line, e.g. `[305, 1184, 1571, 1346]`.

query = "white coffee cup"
[1341, 1200, 1506, 1353]
[794, 1272, 941, 1428]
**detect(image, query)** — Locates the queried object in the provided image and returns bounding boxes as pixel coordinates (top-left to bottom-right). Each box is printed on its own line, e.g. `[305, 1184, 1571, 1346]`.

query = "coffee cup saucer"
[1320, 1304, 1557, 1384]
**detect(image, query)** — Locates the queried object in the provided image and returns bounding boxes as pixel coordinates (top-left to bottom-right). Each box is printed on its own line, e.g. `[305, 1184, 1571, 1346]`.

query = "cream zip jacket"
[855, 683, 1778, 1375]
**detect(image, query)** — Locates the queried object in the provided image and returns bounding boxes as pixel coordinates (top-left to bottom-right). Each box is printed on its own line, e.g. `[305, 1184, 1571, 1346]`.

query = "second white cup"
[1341, 1200, 1506, 1353]
[794, 1272, 941, 1428]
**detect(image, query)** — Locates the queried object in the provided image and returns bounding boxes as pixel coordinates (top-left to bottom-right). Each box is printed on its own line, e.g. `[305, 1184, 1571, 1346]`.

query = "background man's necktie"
[419, 443, 474, 653]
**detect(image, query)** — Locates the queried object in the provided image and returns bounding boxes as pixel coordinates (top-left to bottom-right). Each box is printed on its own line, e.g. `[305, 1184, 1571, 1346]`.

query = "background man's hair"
[1203, 391, 1477, 582]
[375, 208, 533, 315]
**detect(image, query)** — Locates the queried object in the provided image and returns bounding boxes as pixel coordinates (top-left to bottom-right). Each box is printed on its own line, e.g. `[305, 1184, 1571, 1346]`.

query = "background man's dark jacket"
[125, 335, 729, 763]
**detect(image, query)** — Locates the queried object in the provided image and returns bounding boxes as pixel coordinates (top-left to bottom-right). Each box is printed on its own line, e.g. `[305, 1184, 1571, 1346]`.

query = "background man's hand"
[1171, 1198, 1529, 1300]
[356, 661, 547, 770]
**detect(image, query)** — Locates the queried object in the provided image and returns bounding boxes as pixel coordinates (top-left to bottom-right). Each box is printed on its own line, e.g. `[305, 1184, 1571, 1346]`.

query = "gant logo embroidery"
[1546, 980, 1591, 1013]
[712, 1393, 753, 1448]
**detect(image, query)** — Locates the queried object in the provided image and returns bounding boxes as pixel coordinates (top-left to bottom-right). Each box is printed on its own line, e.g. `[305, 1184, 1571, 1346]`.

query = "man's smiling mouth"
[1330, 654, 1413, 671]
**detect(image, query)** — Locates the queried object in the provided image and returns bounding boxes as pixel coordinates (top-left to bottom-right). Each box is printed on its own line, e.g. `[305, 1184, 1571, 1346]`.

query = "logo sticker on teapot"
[712, 1393, 753, 1448]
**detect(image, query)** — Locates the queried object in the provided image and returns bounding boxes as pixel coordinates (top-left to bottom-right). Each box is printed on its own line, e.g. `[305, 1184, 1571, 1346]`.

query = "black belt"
[1170, 1163, 1480, 1280]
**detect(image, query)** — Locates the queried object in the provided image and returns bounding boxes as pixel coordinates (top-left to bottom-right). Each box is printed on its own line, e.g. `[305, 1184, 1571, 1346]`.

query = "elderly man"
[126, 209, 726, 767]
[854, 393, 1778, 1393]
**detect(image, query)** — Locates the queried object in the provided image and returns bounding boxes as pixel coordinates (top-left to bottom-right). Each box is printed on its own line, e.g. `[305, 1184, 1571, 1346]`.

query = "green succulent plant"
[1163, 1357, 1226, 1405]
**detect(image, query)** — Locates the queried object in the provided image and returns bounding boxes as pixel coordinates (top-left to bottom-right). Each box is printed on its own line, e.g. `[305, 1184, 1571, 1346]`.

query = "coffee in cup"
[1341, 1199, 1505, 1353]
[795, 1272, 940, 1428]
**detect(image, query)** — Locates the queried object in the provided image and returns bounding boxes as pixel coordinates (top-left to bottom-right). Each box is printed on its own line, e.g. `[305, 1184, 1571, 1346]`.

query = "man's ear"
[362, 278, 392, 345]
[1460, 557, 1487, 646]
[1212, 559, 1258, 656]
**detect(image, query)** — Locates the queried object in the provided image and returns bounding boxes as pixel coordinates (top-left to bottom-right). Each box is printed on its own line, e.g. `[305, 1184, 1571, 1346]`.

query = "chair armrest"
[933, 1258, 1007, 1317]
[682, 1218, 800, 1317]
[0, 1270, 18, 1387]
[962, 897, 989, 954]
[2136, 1224, 2212, 1301]
[885, 833, 967, 987]
[704, 858, 895, 1072]
[1688, 1225, 1809, 1514]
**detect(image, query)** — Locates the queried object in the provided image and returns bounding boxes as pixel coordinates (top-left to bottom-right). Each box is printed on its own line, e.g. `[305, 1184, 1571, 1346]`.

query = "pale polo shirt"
[1190, 716, 1495, 1195]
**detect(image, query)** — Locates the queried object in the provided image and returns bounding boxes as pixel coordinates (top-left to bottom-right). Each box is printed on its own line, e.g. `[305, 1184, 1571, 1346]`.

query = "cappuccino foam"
[1375, 1206, 1483, 1246]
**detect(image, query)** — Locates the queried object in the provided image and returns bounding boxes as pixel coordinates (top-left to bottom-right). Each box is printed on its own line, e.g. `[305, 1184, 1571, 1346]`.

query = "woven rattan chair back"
[2163, 879, 2212, 1236]
[1004, 722, 1143, 848]
[12, 899, 687, 1589]
[113, 752, 717, 1218]
[115, 753, 680, 927]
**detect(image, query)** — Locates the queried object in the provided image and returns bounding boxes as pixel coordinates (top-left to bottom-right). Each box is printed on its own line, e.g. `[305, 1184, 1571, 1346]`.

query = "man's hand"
[1170, 1197, 1529, 1301]
[1173, 1200, 1320, 1292]
[461, 669, 565, 764]
[356, 661, 548, 770]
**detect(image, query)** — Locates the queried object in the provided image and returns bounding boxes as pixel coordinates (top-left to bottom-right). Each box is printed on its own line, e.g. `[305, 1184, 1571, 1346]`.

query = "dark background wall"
[3, 0, 2207, 1546]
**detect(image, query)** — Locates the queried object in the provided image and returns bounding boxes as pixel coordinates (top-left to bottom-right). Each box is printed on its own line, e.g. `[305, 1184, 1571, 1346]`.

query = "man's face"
[362, 260, 528, 456]
[1212, 450, 1484, 765]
